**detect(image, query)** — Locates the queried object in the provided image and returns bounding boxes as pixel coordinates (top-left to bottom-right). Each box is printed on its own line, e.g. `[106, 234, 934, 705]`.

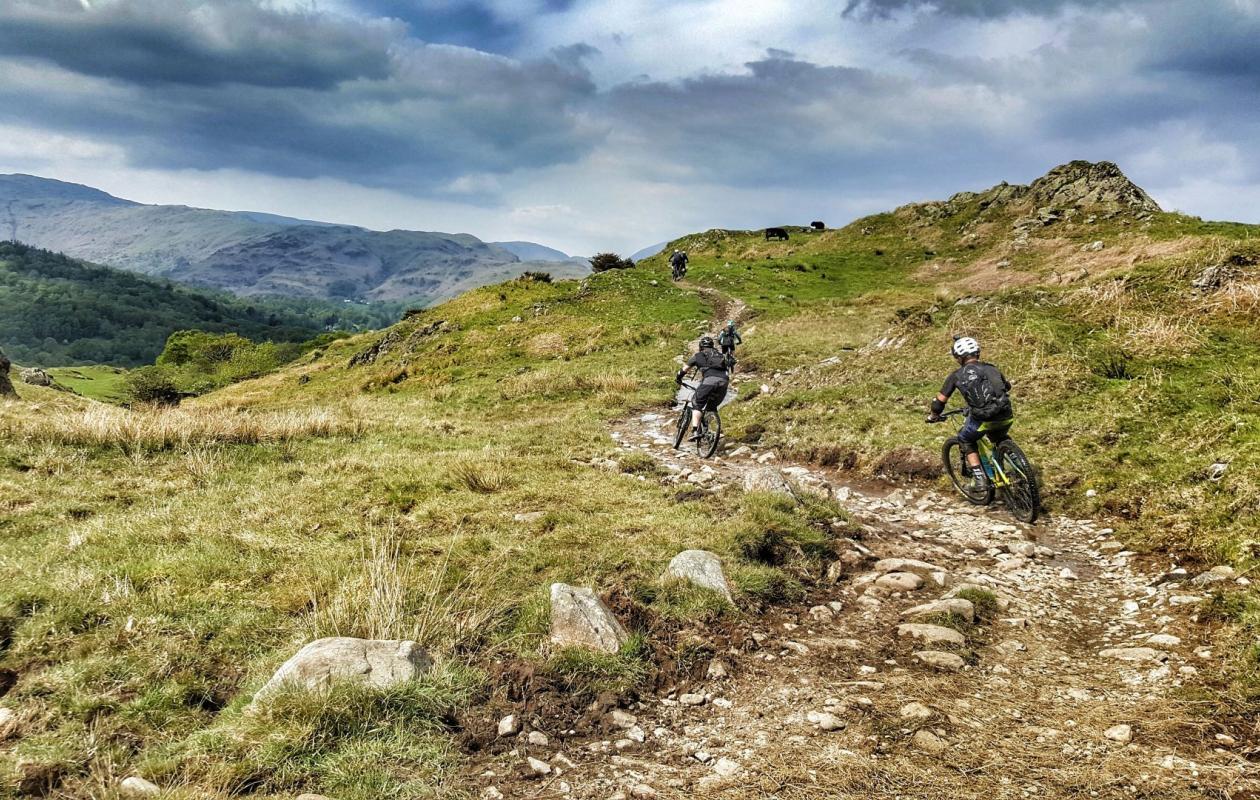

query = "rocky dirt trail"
[471, 296, 1258, 800]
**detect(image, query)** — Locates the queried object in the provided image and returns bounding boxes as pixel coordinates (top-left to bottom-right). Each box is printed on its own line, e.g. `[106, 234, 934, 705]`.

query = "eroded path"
[472, 294, 1257, 800]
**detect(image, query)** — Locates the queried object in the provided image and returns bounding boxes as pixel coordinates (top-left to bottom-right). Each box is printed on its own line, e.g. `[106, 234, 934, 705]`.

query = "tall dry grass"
[499, 369, 639, 399]
[3, 404, 363, 451]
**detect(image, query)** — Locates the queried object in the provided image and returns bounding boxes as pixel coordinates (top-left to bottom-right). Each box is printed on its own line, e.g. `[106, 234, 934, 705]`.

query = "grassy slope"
[42, 366, 129, 403]
[2, 185, 1259, 797]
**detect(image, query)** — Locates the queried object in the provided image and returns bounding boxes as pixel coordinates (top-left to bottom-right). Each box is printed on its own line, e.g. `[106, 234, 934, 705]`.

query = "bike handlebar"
[926, 407, 969, 423]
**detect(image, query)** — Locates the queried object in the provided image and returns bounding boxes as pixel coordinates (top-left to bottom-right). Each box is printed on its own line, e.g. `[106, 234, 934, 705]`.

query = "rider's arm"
[929, 374, 956, 418]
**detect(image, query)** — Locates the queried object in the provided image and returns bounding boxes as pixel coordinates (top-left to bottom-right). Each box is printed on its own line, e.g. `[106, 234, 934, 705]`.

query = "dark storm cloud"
[842, 0, 1132, 18]
[0, 0, 400, 88]
[0, 0, 601, 189]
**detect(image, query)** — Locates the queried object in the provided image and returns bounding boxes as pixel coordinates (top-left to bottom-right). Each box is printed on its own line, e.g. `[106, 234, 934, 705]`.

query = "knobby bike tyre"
[697, 410, 721, 458]
[996, 439, 1041, 523]
[943, 436, 993, 505]
[673, 403, 691, 449]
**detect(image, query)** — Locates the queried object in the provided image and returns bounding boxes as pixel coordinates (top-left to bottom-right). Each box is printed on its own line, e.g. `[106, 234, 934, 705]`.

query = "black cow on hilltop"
[810, 221, 825, 230]
[764, 227, 789, 241]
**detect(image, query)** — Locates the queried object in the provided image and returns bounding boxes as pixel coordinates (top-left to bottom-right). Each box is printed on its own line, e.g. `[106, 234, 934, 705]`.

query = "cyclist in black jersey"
[675, 335, 729, 444]
[927, 336, 1014, 492]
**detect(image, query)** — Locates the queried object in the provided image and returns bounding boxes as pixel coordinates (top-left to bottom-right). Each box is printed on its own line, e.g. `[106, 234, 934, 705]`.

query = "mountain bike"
[671, 262, 687, 281]
[928, 408, 1041, 522]
[673, 381, 721, 458]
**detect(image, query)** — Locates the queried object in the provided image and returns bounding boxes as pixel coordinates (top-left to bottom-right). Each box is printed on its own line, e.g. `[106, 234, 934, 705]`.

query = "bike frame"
[942, 410, 1015, 489]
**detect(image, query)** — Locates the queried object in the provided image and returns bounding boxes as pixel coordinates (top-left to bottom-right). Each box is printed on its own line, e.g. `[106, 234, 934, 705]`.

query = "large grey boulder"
[253, 637, 432, 702]
[0, 349, 15, 397]
[19, 368, 52, 387]
[663, 550, 733, 603]
[742, 468, 795, 498]
[549, 583, 628, 653]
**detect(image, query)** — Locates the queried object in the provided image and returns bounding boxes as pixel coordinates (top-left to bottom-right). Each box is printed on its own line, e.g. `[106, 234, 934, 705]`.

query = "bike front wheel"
[996, 440, 1041, 523]
[673, 403, 691, 449]
[943, 437, 993, 505]
[696, 410, 721, 458]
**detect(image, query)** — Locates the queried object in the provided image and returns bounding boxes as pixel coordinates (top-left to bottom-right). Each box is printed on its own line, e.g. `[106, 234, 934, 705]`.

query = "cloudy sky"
[0, 0, 1257, 255]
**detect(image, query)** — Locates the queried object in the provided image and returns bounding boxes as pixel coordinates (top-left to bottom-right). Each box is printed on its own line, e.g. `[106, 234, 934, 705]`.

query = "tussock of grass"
[546, 635, 651, 699]
[3, 403, 361, 452]
[448, 458, 515, 494]
[638, 577, 732, 622]
[954, 587, 999, 620]
[499, 369, 639, 399]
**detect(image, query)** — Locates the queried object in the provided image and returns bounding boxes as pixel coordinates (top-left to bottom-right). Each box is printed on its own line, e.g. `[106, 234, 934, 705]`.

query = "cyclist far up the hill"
[670, 249, 689, 280]
[927, 336, 1013, 492]
[675, 335, 729, 443]
[718, 320, 742, 356]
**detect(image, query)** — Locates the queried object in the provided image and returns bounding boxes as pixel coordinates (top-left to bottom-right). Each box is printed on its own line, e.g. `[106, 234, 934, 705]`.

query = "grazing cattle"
[764, 227, 789, 241]
[810, 221, 826, 230]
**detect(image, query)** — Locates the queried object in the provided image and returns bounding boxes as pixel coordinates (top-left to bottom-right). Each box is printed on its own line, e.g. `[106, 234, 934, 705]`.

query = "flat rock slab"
[873, 558, 945, 576]
[1099, 647, 1168, 663]
[897, 624, 966, 647]
[664, 550, 733, 602]
[875, 572, 924, 592]
[743, 467, 796, 497]
[254, 637, 432, 702]
[901, 599, 975, 622]
[550, 583, 628, 653]
[913, 650, 966, 671]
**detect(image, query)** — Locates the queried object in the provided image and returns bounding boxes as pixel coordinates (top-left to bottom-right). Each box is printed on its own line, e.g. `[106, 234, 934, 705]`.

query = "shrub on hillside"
[589, 252, 634, 272]
[123, 366, 182, 406]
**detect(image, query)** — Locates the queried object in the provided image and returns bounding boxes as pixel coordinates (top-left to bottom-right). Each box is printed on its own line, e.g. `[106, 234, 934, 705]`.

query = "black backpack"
[957, 362, 1011, 421]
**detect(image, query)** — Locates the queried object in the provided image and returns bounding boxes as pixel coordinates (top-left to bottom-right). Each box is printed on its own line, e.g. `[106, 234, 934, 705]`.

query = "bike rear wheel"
[943, 437, 993, 505]
[673, 403, 691, 449]
[696, 410, 721, 458]
[996, 439, 1041, 523]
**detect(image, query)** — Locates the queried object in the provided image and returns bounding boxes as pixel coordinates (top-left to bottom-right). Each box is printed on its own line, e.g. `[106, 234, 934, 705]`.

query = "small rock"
[1099, 647, 1168, 663]
[119, 777, 161, 798]
[1190, 566, 1236, 587]
[527, 731, 550, 746]
[1005, 542, 1037, 557]
[499, 714, 521, 737]
[626, 725, 646, 743]
[809, 605, 835, 622]
[482, 788, 505, 800]
[713, 757, 742, 777]
[664, 550, 734, 602]
[1059, 568, 1078, 581]
[876, 572, 924, 592]
[549, 583, 628, 653]
[807, 711, 846, 731]
[254, 637, 432, 702]
[899, 702, 933, 722]
[527, 757, 552, 777]
[1215, 733, 1237, 747]
[897, 624, 965, 647]
[1146, 634, 1181, 648]
[630, 784, 657, 799]
[706, 660, 729, 680]
[913, 651, 965, 671]
[744, 466, 794, 496]
[0, 708, 16, 740]
[901, 599, 974, 623]
[1105, 724, 1133, 743]
[679, 693, 706, 706]
[912, 729, 947, 755]
[610, 709, 638, 729]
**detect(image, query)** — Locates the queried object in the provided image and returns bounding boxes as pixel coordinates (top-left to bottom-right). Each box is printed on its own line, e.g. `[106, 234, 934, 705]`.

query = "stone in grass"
[896, 624, 965, 647]
[253, 637, 432, 702]
[913, 651, 965, 671]
[875, 572, 923, 592]
[899, 702, 933, 722]
[1105, 724, 1133, 743]
[119, 777, 161, 798]
[549, 583, 628, 654]
[900, 599, 975, 623]
[527, 757, 552, 777]
[498, 714, 521, 737]
[912, 729, 948, 755]
[663, 550, 733, 603]
[743, 467, 796, 497]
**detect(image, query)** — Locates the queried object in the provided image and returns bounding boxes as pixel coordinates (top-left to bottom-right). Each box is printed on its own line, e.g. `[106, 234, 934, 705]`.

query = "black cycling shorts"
[693, 379, 728, 411]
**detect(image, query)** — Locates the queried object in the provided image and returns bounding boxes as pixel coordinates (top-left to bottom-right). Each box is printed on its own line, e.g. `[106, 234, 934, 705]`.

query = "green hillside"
[0, 242, 397, 367]
[0, 162, 1257, 799]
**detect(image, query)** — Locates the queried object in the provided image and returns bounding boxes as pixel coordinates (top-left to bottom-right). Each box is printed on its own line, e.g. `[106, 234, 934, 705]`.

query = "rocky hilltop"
[0, 174, 586, 303]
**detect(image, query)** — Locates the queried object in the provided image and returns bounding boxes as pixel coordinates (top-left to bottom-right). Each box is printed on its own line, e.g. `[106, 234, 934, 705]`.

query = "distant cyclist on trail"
[718, 320, 741, 357]
[675, 335, 729, 444]
[670, 249, 689, 281]
[926, 336, 1013, 493]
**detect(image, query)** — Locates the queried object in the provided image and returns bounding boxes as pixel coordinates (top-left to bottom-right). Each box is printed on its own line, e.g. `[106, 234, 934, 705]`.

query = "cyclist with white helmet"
[927, 336, 1013, 492]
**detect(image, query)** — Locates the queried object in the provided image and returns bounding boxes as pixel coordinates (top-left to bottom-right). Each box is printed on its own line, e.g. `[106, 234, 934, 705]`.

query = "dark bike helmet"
[699, 336, 716, 349]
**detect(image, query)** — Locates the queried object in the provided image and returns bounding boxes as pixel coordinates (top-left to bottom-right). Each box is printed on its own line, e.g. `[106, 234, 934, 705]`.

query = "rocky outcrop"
[20, 368, 52, 387]
[663, 550, 734, 602]
[253, 637, 433, 702]
[0, 349, 15, 397]
[549, 583, 628, 653]
[1027, 161, 1160, 212]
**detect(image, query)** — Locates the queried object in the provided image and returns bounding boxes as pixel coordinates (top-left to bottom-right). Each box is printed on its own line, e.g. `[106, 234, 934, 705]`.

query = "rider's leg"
[958, 418, 988, 486]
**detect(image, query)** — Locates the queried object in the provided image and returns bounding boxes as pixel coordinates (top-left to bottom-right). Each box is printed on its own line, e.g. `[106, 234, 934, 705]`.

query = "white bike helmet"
[951, 336, 980, 359]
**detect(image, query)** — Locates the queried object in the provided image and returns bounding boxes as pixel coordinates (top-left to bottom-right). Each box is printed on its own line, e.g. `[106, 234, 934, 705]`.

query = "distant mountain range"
[0, 174, 588, 304]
